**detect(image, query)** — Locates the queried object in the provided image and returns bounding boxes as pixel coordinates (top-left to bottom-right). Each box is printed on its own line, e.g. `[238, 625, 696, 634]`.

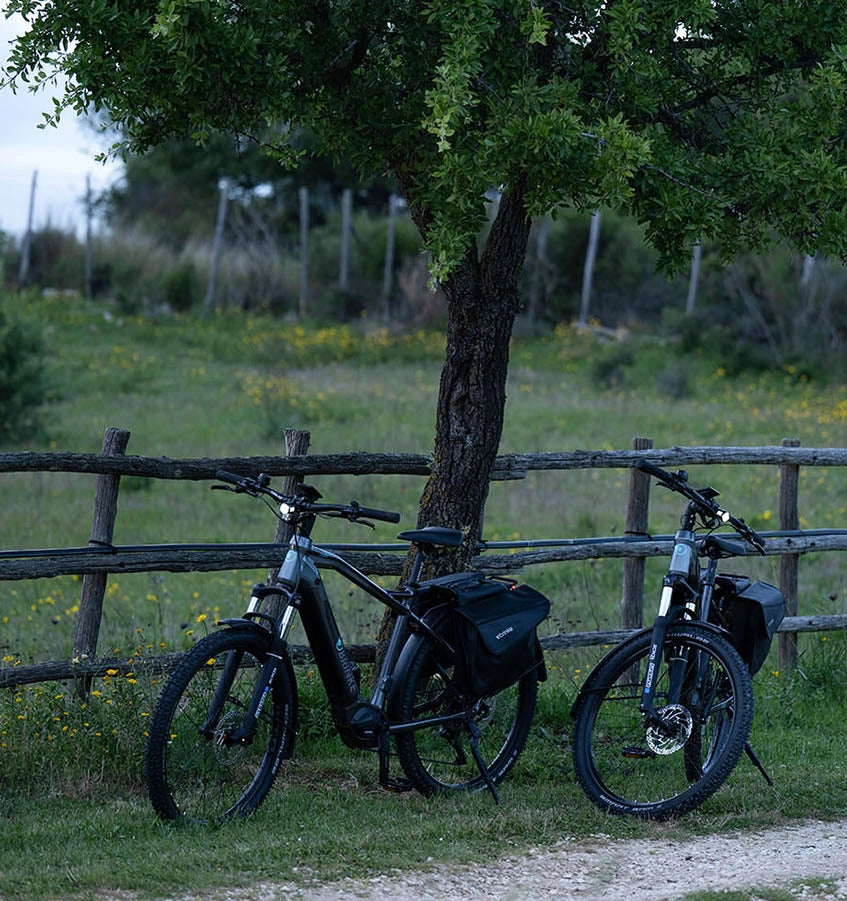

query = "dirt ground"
[182, 817, 847, 901]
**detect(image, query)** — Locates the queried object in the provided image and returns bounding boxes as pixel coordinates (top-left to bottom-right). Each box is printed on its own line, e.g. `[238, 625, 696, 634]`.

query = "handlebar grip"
[635, 459, 672, 481]
[355, 505, 401, 524]
[216, 469, 248, 486]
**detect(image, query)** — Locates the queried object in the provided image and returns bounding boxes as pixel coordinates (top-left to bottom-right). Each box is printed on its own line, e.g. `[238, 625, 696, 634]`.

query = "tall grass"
[2, 292, 847, 898]
[4, 291, 847, 658]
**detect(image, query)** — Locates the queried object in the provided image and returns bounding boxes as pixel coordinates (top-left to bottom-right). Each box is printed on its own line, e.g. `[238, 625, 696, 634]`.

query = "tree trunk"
[414, 183, 532, 571]
[374, 183, 531, 655]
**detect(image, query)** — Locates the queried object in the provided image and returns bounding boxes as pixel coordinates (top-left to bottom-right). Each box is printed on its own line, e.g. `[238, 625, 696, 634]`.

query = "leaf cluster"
[0, 303, 49, 442]
[6, 1, 847, 275]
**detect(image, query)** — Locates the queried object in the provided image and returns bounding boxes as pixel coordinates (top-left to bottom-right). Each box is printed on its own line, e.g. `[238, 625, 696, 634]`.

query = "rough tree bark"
[374, 183, 531, 652]
[395, 179, 533, 580]
[416, 184, 532, 567]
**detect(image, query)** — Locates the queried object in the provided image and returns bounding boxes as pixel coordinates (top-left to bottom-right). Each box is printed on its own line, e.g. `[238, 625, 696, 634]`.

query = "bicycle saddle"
[397, 526, 464, 548]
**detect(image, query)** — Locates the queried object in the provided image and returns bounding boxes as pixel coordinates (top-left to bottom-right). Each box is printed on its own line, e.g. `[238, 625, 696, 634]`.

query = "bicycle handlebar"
[635, 459, 765, 552]
[214, 470, 401, 524]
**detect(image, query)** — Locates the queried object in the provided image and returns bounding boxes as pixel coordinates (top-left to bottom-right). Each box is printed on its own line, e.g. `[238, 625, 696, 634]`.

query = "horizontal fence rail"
[2, 432, 847, 689]
[4, 613, 847, 690]
[3, 444, 847, 479]
[2, 530, 847, 580]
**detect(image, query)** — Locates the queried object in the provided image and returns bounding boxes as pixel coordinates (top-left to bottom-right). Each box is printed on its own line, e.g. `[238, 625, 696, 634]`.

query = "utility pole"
[203, 178, 229, 315]
[299, 186, 309, 318]
[339, 187, 352, 291]
[18, 170, 37, 286]
[578, 210, 601, 327]
[85, 174, 93, 300]
[686, 242, 702, 314]
[381, 194, 398, 322]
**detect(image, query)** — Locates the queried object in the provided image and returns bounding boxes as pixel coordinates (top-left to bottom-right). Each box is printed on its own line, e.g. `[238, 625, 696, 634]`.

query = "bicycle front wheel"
[571, 623, 753, 819]
[392, 634, 538, 796]
[145, 627, 297, 823]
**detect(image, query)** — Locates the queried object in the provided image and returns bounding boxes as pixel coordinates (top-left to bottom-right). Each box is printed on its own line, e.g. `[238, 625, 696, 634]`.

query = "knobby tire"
[145, 627, 297, 823]
[392, 634, 537, 796]
[571, 623, 753, 819]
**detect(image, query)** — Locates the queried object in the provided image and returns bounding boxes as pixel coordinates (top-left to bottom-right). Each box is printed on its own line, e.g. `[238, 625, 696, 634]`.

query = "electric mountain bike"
[571, 460, 785, 819]
[145, 471, 542, 822]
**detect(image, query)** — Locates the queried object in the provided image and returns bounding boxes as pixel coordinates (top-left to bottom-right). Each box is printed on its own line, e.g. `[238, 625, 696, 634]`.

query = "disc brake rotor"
[646, 704, 693, 755]
[212, 711, 246, 766]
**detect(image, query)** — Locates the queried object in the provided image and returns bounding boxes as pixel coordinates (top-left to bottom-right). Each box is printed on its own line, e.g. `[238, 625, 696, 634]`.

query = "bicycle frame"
[215, 533, 463, 762]
[147, 471, 539, 815]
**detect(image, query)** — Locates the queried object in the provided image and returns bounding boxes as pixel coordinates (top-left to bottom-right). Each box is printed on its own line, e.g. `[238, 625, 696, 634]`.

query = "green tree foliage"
[0, 303, 48, 443]
[6, 1, 847, 559]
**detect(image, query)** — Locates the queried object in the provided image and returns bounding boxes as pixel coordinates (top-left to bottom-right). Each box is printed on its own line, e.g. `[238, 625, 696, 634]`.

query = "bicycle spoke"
[572, 625, 753, 818]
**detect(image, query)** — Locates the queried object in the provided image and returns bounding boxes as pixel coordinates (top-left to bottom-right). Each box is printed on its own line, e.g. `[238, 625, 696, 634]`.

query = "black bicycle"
[145, 471, 545, 822]
[570, 460, 784, 819]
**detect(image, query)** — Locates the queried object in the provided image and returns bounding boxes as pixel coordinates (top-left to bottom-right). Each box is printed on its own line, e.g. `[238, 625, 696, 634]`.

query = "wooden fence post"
[268, 428, 311, 585]
[73, 427, 130, 696]
[621, 436, 653, 630]
[779, 437, 800, 669]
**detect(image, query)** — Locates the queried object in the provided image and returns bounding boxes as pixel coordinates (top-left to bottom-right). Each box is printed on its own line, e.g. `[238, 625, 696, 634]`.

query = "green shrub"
[589, 343, 634, 388]
[162, 261, 200, 312]
[0, 302, 49, 443]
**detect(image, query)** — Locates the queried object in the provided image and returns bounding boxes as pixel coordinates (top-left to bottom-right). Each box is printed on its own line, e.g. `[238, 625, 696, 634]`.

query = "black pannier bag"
[712, 575, 785, 674]
[415, 572, 550, 698]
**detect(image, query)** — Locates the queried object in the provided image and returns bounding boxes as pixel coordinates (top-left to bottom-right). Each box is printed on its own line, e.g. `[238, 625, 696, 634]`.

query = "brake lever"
[747, 532, 767, 555]
[730, 514, 766, 555]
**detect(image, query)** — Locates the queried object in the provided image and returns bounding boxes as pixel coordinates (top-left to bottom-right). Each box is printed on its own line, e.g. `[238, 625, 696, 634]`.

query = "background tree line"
[3, 133, 846, 382]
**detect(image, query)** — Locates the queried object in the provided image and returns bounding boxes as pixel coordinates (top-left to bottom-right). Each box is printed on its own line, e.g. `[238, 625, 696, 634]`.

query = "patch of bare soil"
[188, 818, 847, 901]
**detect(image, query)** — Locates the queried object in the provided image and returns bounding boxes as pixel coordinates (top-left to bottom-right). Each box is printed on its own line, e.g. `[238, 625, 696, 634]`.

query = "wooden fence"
[3, 427, 847, 689]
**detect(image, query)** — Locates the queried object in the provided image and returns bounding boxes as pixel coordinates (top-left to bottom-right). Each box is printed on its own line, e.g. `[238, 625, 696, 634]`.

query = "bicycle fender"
[386, 630, 426, 717]
[218, 617, 271, 634]
[569, 620, 731, 719]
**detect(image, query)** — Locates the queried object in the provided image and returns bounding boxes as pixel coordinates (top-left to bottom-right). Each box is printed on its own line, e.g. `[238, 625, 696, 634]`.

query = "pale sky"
[0, 13, 122, 239]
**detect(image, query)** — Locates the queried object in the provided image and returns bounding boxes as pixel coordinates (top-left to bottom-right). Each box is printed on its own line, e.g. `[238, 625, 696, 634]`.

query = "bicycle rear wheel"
[571, 623, 753, 819]
[391, 634, 537, 795]
[145, 627, 297, 822]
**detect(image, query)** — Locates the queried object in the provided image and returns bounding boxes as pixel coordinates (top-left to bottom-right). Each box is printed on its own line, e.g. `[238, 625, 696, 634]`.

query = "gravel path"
[183, 818, 847, 901]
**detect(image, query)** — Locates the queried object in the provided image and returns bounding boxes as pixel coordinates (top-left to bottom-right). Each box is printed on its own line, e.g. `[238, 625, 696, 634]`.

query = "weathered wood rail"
[2, 430, 847, 689]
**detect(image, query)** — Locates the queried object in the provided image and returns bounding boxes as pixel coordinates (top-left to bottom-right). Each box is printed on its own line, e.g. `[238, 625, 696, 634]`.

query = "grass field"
[2, 292, 847, 899]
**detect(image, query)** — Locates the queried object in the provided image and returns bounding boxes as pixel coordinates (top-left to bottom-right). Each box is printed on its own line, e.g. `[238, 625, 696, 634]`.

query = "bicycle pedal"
[622, 745, 656, 759]
[380, 777, 414, 793]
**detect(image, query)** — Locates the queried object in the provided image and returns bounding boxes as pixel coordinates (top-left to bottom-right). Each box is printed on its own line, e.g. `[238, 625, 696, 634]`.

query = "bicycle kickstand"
[467, 717, 500, 804]
[745, 742, 774, 786]
[377, 727, 413, 794]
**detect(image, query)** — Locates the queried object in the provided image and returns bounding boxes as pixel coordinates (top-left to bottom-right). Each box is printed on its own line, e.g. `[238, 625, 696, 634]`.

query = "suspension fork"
[640, 612, 674, 718]
[682, 557, 720, 718]
[640, 521, 699, 719]
[201, 585, 298, 746]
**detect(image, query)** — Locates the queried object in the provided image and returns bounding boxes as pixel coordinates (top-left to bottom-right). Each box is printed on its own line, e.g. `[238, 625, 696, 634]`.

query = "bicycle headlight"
[279, 502, 296, 520]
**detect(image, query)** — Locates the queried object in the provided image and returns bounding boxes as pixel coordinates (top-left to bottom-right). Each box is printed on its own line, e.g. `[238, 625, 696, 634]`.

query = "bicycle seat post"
[397, 526, 464, 588]
[407, 548, 426, 585]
